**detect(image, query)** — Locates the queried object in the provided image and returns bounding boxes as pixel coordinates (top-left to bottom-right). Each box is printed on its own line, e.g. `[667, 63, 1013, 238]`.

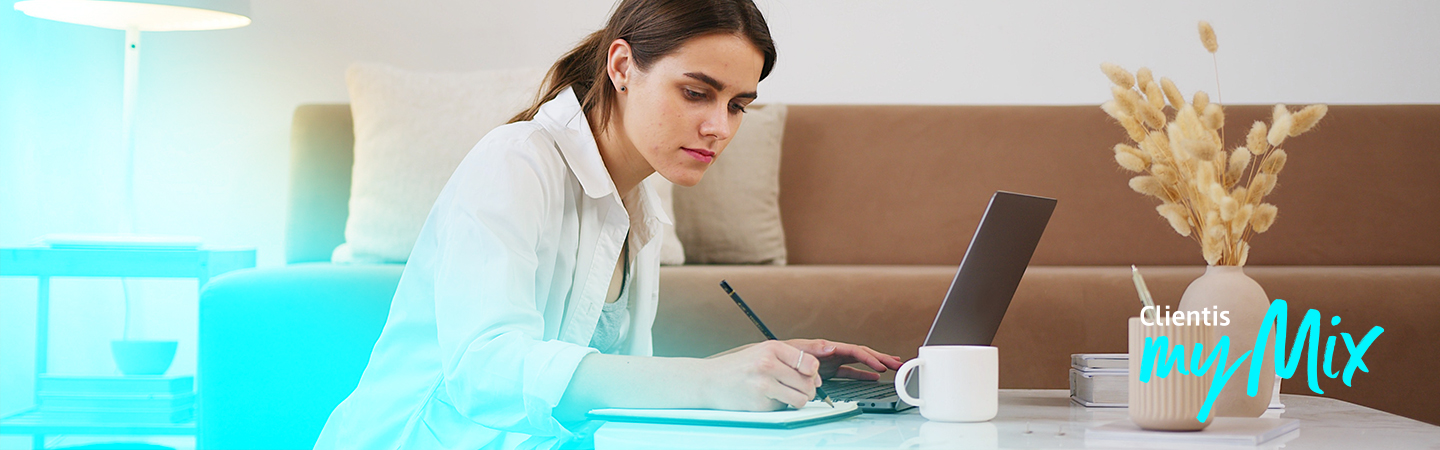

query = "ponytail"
[508, 30, 616, 127]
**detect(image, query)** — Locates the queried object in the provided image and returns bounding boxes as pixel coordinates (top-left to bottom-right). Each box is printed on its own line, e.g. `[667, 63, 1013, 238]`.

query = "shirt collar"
[535, 86, 610, 199]
[535, 86, 672, 226]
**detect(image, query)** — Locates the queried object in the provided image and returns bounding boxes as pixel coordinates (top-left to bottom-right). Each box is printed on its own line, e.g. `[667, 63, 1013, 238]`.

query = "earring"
[620, 86, 626, 92]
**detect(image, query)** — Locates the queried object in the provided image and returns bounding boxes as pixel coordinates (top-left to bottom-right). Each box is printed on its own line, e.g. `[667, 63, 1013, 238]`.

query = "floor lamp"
[15, 0, 251, 235]
[14, 0, 252, 378]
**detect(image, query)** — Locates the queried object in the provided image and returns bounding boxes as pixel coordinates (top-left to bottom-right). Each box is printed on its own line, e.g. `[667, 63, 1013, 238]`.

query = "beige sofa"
[648, 104, 1440, 425]
[199, 103, 1438, 450]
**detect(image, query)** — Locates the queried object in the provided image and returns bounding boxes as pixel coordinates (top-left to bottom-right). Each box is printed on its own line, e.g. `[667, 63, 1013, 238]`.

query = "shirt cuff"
[522, 339, 599, 434]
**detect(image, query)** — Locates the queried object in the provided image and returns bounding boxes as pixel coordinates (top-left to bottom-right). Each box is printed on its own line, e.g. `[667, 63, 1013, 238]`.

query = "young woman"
[315, 1, 903, 448]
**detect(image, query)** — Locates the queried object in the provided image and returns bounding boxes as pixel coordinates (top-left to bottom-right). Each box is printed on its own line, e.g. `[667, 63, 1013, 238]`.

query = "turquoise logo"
[1137, 299, 1384, 422]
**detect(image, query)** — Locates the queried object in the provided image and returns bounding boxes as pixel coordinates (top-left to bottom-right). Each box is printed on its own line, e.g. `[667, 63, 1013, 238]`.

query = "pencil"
[719, 280, 836, 408]
[1131, 265, 1157, 323]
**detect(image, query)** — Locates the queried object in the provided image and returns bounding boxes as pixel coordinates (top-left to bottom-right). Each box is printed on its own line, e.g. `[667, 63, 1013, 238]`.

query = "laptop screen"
[922, 191, 1056, 347]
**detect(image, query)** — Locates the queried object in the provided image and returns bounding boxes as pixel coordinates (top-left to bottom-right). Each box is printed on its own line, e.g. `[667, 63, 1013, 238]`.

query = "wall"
[2, 0, 1437, 447]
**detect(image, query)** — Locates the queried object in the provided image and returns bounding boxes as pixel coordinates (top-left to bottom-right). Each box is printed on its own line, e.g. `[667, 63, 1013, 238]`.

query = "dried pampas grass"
[1193, 91, 1210, 111]
[1137, 67, 1155, 91]
[1138, 101, 1167, 129]
[1231, 203, 1254, 235]
[1259, 149, 1288, 175]
[1115, 145, 1149, 172]
[1098, 20, 1326, 266]
[1247, 121, 1269, 155]
[1268, 105, 1294, 146]
[1160, 78, 1185, 109]
[1199, 21, 1219, 53]
[1157, 203, 1192, 236]
[1102, 63, 1135, 88]
[1252, 203, 1278, 232]
[1144, 81, 1166, 111]
[1225, 148, 1249, 184]
[1151, 162, 1179, 186]
[1129, 175, 1172, 201]
[1201, 103, 1224, 130]
[1290, 104, 1329, 136]
[1248, 174, 1277, 201]
[1113, 86, 1144, 114]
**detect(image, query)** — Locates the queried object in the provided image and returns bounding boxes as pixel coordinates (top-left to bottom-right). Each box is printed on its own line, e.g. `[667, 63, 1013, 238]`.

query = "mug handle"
[894, 358, 924, 407]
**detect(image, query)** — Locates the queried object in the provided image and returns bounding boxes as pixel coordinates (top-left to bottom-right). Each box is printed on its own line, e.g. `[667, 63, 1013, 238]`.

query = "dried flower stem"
[1212, 52, 1225, 146]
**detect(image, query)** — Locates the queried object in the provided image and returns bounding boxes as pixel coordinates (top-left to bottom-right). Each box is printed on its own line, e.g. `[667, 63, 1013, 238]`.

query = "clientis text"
[1135, 300, 1385, 422]
[1142, 305, 1230, 326]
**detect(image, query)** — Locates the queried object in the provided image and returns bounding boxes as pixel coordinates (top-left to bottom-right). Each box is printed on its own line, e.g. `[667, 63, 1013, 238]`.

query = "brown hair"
[508, 0, 776, 131]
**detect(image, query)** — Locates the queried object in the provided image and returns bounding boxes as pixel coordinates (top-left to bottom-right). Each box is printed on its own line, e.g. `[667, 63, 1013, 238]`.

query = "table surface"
[591, 389, 1440, 449]
[0, 245, 255, 279]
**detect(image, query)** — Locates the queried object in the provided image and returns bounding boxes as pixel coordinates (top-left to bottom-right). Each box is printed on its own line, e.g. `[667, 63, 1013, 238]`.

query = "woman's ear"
[606, 38, 633, 92]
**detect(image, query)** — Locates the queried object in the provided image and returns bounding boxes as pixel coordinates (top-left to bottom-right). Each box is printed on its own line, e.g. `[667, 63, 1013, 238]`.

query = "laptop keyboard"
[823, 380, 896, 400]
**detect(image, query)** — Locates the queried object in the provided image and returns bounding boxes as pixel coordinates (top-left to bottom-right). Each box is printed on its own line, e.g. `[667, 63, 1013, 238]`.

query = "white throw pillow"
[335, 63, 546, 263]
[644, 174, 686, 266]
[672, 103, 788, 265]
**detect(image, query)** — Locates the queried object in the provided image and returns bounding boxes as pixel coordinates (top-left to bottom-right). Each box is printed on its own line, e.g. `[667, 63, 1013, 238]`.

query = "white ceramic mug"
[894, 345, 998, 422]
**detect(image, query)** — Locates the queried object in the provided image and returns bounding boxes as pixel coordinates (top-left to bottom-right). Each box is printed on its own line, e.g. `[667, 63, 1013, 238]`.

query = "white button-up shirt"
[314, 87, 670, 450]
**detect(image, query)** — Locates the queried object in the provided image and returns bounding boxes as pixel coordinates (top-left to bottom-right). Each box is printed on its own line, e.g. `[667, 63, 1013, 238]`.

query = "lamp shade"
[15, 0, 250, 31]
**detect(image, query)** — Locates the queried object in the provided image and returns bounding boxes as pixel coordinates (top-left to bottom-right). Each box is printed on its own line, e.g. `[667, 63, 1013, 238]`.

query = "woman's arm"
[426, 129, 600, 437]
[554, 339, 907, 421]
[554, 340, 824, 421]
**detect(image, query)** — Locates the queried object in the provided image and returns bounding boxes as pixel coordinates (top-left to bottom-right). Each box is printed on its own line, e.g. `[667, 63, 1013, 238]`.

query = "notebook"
[588, 401, 861, 429]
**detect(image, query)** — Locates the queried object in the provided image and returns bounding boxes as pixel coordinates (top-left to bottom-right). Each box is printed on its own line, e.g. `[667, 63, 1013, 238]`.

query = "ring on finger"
[795, 351, 805, 370]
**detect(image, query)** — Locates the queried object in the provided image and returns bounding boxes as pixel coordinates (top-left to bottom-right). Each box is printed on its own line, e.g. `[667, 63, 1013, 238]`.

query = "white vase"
[1177, 265, 1275, 418]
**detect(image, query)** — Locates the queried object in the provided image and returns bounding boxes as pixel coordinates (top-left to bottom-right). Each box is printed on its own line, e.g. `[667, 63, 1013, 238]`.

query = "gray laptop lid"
[834, 191, 1055, 411]
[923, 191, 1056, 346]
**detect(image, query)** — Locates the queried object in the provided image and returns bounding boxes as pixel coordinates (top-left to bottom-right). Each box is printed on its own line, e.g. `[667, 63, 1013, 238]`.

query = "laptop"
[822, 191, 1056, 413]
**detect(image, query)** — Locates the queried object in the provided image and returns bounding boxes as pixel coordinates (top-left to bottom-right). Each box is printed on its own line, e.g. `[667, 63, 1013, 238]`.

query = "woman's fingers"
[824, 343, 892, 371]
[779, 339, 908, 375]
[766, 380, 811, 409]
[771, 367, 817, 407]
[771, 341, 821, 378]
[790, 339, 905, 370]
[756, 342, 816, 408]
[835, 365, 882, 381]
[862, 345, 904, 370]
[766, 341, 821, 387]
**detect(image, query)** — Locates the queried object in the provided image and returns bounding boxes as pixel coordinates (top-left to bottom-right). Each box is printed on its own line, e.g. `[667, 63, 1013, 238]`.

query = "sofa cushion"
[672, 103, 788, 265]
[337, 63, 545, 263]
[287, 104, 355, 264]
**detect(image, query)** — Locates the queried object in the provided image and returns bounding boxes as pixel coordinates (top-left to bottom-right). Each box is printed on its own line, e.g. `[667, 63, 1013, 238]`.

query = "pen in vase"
[719, 280, 836, 408]
[1131, 265, 1157, 323]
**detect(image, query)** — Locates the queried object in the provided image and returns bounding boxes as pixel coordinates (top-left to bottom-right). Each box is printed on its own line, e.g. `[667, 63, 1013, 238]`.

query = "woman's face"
[615, 33, 765, 187]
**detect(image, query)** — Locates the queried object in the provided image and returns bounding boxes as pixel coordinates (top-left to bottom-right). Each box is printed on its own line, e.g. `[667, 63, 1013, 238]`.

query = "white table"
[0, 245, 256, 449]
[591, 389, 1440, 449]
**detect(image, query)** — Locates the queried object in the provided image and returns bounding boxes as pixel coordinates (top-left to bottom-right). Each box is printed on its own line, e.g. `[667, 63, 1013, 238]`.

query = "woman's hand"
[699, 340, 822, 411]
[779, 339, 905, 381]
[707, 339, 905, 380]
